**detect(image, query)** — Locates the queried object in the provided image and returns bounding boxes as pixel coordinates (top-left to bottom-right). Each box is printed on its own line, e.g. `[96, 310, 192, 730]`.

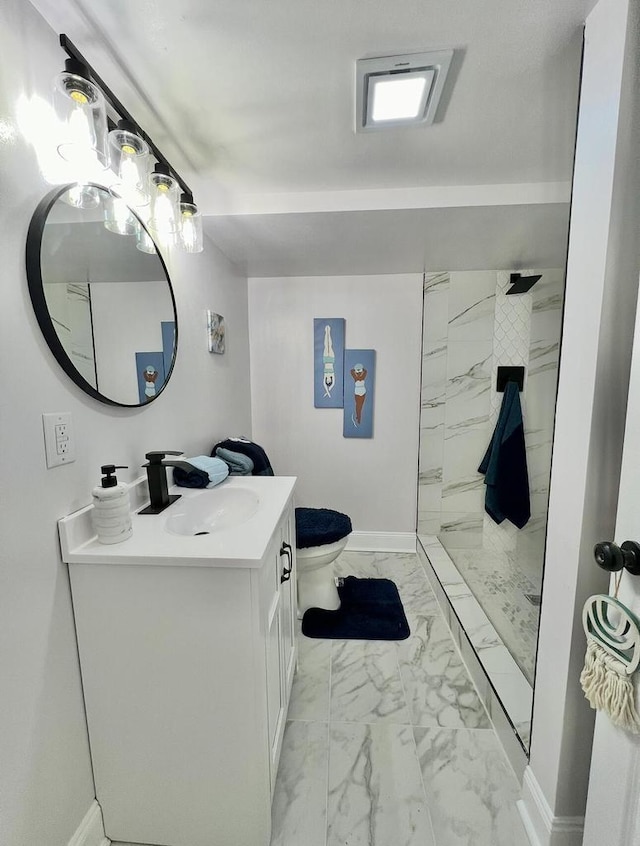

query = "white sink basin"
[165, 487, 260, 536]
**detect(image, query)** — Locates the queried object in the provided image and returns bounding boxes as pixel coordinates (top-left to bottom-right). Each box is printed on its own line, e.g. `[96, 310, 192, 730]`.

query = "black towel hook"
[496, 366, 525, 392]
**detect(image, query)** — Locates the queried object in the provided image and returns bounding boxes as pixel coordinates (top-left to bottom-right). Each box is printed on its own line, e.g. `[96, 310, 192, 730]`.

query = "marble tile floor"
[270, 550, 529, 846]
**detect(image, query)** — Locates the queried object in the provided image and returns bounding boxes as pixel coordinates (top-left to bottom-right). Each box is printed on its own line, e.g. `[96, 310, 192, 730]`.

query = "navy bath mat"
[301, 576, 410, 640]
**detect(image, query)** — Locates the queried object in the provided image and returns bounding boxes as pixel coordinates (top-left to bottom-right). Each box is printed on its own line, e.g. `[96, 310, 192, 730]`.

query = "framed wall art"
[207, 311, 226, 354]
[313, 317, 345, 408]
[343, 349, 376, 438]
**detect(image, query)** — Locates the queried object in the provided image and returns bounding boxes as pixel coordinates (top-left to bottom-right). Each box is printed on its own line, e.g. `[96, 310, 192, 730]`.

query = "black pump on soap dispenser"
[91, 464, 133, 544]
[99, 464, 128, 488]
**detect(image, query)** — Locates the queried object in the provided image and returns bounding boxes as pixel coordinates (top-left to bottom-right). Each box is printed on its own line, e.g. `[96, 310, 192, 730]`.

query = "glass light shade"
[53, 61, 109, 170]
[179, 199, 203, 253]
[136, 224, 158, 254]
[61, 183, 101, 209]
[103, 194, 138, 236]
[147, 166, 179, 244]
[108, 124, 150, 206]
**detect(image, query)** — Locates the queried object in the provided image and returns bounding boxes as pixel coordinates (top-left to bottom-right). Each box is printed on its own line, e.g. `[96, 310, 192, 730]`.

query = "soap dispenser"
[92, 465, 133, 544]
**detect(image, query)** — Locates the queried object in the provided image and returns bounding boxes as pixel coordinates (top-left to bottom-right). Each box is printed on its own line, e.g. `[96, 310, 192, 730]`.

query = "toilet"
[295, 507, 352, 616]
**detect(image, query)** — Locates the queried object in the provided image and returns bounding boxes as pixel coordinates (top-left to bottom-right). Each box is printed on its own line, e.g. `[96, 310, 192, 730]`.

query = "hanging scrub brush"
[580, 586, 640, 733]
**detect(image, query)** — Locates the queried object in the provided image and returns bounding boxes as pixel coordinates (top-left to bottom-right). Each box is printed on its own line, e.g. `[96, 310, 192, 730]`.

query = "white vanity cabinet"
[264, 510, 297, 781]
[60, 477, 297, 846]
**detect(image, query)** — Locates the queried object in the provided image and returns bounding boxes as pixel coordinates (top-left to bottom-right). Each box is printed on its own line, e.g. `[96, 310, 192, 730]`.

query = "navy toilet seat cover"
[295, 507, 352, 549]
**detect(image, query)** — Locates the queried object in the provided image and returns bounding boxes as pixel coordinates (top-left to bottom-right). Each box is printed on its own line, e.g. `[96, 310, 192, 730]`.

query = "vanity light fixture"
[355, 50, 454, 132]
[55, 34, 204, 254]
[179, 195, 204, 253]
[108, 120, 150, 207]
[53, 58, 109, 169]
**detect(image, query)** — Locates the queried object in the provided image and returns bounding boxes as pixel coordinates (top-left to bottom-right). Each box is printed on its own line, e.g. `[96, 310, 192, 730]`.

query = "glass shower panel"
[417, 267, 565, 752]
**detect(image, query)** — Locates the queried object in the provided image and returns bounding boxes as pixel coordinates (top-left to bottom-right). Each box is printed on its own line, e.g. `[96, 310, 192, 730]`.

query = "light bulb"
[178, 196, 203, 253]
[181, 212, 197, 249]
[119, 151, 139, 185]
[148, 165, 179, 245]
[68, 100, 95, 149]
[154, 189, 175, 236]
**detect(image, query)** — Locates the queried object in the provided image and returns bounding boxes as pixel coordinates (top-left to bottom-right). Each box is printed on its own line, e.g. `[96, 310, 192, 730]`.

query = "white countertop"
[59, 475, 297, 568]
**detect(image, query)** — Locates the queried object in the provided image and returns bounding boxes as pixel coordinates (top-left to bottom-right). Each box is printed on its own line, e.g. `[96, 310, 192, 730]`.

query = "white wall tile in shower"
[448, 271, 497, 342]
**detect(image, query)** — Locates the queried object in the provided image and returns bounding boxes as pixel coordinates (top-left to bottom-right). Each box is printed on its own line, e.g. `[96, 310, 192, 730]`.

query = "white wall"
[248, 274, 423, 533]
[0, 3, 252, 844]
[521, 0, 640, 840]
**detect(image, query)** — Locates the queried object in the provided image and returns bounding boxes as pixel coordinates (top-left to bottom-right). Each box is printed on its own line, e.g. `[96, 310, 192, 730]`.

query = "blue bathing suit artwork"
[313, 318, 345, 408]
[135, 351, 166, 403]
[343, 349, 376, 439]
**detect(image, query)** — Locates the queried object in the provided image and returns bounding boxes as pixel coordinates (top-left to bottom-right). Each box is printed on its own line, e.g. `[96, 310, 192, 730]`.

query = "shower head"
[506, 273, 542, 294]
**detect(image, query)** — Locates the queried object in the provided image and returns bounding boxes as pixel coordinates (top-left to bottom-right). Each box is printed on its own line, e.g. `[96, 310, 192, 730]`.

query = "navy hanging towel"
[478, 381, 530, 529]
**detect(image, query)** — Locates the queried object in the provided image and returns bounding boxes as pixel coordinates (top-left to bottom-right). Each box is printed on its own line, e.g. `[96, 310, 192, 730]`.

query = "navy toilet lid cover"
[295, 507, 352, 549]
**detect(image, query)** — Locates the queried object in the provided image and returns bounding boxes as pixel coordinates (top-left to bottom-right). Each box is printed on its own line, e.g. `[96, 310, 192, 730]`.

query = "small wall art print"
[314, 318, 345, 408]
[207, 311, 226, 354]
[343, 349, 376, 439]
[135, 351, 166, 404]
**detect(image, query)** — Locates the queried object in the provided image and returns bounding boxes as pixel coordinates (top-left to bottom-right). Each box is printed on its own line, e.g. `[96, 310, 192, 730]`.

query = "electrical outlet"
[43, 412, 76, 468]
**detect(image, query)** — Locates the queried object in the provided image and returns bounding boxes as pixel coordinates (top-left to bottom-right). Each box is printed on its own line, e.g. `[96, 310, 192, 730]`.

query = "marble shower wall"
[418, 269, 564, 569]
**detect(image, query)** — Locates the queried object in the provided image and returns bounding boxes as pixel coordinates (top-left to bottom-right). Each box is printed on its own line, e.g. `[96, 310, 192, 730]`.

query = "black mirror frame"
[26, 183, 178, 408]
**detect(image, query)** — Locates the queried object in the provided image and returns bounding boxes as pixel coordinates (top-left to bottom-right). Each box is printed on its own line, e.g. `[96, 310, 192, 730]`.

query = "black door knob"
[594, 540, 640, 576]
[622, 541, 640, 576]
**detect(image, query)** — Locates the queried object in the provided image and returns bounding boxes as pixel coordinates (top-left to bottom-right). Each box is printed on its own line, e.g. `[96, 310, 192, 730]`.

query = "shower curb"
[416, 536, 530, 782]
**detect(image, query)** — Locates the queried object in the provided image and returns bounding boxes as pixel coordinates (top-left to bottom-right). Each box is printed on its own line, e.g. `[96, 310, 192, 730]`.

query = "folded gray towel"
[215, 447, 254, 476]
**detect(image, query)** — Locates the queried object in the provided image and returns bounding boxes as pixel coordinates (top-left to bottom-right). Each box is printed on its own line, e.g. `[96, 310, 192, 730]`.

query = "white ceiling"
[28, 0, 593, 275]
[213, 204, 572, 278]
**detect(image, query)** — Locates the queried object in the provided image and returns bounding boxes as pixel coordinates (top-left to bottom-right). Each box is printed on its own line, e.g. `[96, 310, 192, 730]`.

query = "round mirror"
[26, 183, 178, 407]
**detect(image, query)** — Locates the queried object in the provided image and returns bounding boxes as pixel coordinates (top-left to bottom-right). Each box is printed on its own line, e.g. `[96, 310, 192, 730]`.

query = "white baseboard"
[68, 801, 110, 846]
[346, 531, 417, 553]
[518, 767, 584, 846]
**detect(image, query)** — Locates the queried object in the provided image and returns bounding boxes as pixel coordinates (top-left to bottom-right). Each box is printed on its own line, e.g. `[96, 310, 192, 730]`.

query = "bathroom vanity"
[59, 476, 297, 846]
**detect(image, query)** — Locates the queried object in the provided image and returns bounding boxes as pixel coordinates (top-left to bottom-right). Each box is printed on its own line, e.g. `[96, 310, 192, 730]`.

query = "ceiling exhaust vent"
[355, 50, 453, 133]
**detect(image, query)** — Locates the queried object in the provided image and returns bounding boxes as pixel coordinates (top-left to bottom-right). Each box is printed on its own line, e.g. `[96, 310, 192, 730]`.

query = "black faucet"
[139, 450, 194, 515]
